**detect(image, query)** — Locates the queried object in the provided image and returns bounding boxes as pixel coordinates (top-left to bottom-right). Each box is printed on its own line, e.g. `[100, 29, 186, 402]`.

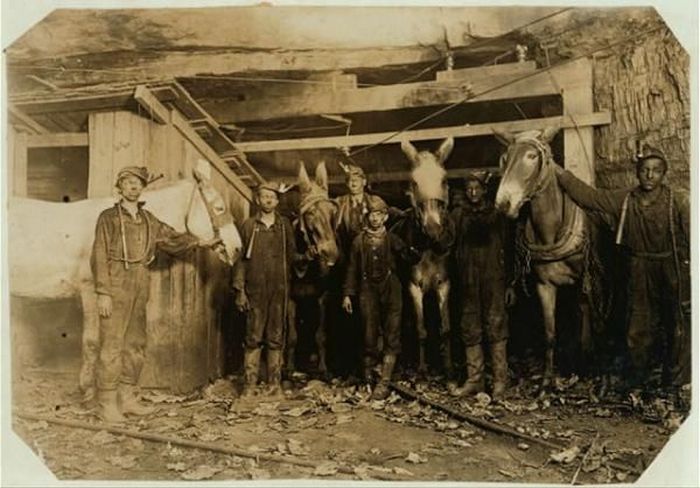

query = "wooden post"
[10, 128, 28, 197]
[559, 58, 595, 185]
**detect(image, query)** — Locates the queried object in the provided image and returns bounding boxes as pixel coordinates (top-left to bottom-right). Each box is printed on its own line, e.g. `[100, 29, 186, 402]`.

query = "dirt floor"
[11, 362, 690, 483]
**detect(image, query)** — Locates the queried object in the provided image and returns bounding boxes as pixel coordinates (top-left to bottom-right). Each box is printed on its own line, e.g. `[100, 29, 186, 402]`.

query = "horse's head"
[187, 160, 243, 265]
[297, 161, 340, 271]
[401, 137, 453, 240]
[494, 126, 560, 219]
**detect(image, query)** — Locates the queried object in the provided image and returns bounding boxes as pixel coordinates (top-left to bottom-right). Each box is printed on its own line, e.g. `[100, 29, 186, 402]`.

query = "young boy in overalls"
[342, 195, 419, 400]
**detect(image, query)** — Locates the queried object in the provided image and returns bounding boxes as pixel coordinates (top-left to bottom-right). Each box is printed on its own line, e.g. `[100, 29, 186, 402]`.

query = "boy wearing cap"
[233, 182, 306, 397]
[92, 166, 220, 423]
[451, 172, 516, 400]
[342, 195, 420, 400]
[555, 147, 690, 389]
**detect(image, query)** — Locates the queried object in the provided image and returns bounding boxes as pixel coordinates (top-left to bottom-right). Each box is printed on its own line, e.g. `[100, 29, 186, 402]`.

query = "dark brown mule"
[392, 137, 456, 378]
[286, 162, 340, 377]
[494, 127, 595, 385]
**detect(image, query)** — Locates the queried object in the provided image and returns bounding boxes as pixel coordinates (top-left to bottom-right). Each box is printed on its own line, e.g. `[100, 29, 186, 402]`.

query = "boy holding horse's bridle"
[91, 166, 221, 423]
[450, 171, 517, 400]
[555, 147, 690, 392]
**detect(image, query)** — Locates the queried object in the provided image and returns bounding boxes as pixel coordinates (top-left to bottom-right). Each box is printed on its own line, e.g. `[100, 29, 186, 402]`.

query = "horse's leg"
[436, 280, 453, 382]
[316, 292, 329, 377]
[579, 287, 593, 377]
[408, 282, 427, 375]
[536, 282, 557, 386]
[79, 285, 99, 403]
[284, 299, 297, 376]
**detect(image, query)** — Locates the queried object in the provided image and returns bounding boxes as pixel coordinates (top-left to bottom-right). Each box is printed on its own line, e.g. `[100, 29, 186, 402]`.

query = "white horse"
[8, 159, 243, 398]
[392, 138, 456, 378]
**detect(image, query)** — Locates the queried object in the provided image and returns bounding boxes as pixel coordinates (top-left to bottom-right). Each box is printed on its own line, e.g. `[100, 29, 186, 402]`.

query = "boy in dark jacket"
[342, 195, 419, 400]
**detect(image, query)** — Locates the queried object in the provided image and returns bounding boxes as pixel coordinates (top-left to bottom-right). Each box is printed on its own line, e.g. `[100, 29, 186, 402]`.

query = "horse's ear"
[493, 128, 515, 146]
[401, 138, 420, 167]
[315, 161, 329, 191]
[193, 159, 212, 182]
[541, 125, 561, 143]
[298, 162, 312, 193]
[436, 137, 454, 165]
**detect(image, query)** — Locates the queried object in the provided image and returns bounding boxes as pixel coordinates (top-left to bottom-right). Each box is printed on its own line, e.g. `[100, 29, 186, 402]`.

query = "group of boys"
[91, 145, 689, 423]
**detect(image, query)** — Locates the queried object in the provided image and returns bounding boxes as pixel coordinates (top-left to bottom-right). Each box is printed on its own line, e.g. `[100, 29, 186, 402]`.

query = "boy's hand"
[235, 290, 250, 312]
[342, 296, 353, 314]
[97, 294, 112, 318]
[198, 237, 223, 249]
[505, 286, 517, 307]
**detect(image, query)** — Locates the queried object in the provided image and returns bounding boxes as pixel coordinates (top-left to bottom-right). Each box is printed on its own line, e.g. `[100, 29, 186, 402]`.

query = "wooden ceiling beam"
[234, 112, 611, 153]
[203, 62, 539, 123]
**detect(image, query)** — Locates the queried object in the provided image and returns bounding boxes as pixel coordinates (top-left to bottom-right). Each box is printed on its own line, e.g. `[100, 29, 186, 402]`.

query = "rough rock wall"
[531, 8, 690, 190]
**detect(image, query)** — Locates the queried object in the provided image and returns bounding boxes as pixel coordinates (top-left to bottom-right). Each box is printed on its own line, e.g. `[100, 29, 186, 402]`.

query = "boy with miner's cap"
[555, 145, 690, 390]
[91, 166, 220, 423]
[450, 170, 516, 400]
[233, 180, 307, 397]
[342, 195, 420, 399]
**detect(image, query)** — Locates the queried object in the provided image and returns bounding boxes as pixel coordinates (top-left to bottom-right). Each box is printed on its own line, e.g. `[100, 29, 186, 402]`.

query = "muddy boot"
[363, 356, 375, 384]
[490, 341, 508, 400]
[371, 354, 396, 401]
[452, 345, 484, 397]
[98, 389, 126, 423]
[241, 348, 261, 398]
[119, 384, 155, 416]
[265, 349, 283, 396]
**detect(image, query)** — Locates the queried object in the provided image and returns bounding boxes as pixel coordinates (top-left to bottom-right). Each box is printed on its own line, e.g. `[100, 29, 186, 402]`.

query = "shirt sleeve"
[390, 233, 420, 265]
[431, 212, 456, 254]
[342, 235, 362, 297]
[152, 217, 199, 257]
[673, 189, 691, 256]
[557, 170, 626, 216]
[90, 212, 112, 297]
[232, 220, 253, 292]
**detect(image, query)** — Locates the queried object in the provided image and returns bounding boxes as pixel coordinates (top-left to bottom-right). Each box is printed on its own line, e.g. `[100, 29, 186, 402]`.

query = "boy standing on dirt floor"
[92, 166, 221, 423]
[554, 146, 691, 391]
[342, 195, 420, 400]
[234, 181, 310, 397]
[450, 171, 516, 400]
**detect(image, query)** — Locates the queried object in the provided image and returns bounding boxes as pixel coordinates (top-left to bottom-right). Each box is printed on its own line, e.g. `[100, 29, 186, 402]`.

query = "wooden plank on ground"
[235, 112, 611, 153]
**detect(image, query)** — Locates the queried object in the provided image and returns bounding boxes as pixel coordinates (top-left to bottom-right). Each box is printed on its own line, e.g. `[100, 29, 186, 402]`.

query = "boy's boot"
[371, 354, 396, 400]
[241, 348, 261, 398]
[119, 384, 155, 415]
[452, 345, 485, 397]
[98, 389, 126, 423]
[266, 349, 283, 396]
[490, 341, 508, 400]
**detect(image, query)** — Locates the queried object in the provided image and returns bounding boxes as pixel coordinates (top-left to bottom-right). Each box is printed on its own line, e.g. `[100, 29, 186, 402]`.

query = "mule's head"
[401, 137, 453, 240]
[188, 159, 243, 265]
[298, 161, 340, 271]
[494, 126, 560, 219]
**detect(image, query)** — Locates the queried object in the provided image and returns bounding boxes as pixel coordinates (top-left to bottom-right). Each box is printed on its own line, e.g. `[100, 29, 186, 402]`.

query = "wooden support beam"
[204, 62, 539, 123]
[26, 132, 88, 148]
[235, 112, 611, 153]
[559, 59, 595, 185]
[170, 110, 253, 202]
[8, 105, 49, 134]
[134, 85, 170, 124]
[278, 166, 500, 185]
